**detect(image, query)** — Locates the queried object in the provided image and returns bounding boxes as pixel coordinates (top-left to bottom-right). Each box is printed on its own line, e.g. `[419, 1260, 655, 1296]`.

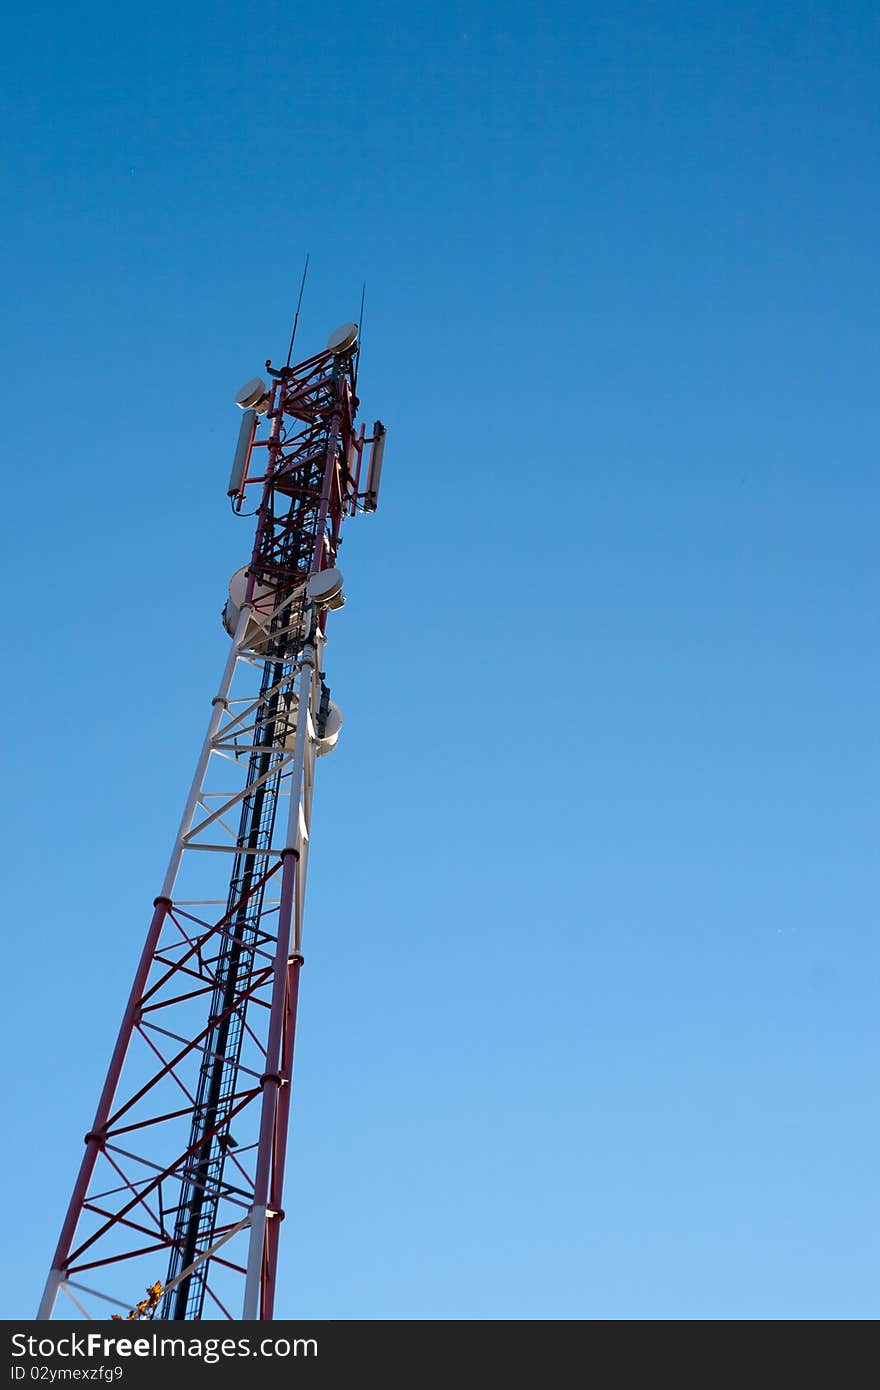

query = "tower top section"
[226, 321, 388, 521]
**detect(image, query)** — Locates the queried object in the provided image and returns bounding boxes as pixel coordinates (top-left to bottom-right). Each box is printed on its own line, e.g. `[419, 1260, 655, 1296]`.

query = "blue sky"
[1, 0, 877, 1319]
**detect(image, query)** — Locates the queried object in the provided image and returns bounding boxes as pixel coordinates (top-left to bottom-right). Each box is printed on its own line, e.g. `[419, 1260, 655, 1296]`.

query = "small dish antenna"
[306, 567, 346, 610]
[316, 701, 343, 756]
[234, 377, 269, 413]
[326, 322, 359, 355]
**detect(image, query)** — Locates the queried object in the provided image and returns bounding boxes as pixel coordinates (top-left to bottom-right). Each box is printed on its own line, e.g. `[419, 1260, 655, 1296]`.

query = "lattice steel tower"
[38, 321, 387, 1321]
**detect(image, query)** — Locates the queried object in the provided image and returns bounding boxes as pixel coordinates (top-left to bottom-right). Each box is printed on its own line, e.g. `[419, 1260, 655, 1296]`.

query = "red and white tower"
[38, 321, 387, 1321]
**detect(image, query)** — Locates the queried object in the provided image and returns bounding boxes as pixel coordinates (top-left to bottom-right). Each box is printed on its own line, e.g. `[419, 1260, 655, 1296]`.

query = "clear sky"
[2, 0, 877, 1320]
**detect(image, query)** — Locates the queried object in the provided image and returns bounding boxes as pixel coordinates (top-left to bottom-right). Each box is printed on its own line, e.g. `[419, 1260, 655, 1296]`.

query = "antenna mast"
[285, 254, 310, 368]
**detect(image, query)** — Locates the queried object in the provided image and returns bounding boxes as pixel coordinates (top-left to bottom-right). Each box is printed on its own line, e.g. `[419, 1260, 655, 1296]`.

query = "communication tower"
[38, 321, 388, 1321]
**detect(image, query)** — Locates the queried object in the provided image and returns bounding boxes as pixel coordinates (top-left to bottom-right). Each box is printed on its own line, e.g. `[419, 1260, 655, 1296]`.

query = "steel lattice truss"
[39, 337, 378, 1321]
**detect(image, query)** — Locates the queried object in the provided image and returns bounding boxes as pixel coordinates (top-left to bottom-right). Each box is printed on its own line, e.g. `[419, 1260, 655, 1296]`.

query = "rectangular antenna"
[228, 409, 256, 497]
[363, 421, 387, 512]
